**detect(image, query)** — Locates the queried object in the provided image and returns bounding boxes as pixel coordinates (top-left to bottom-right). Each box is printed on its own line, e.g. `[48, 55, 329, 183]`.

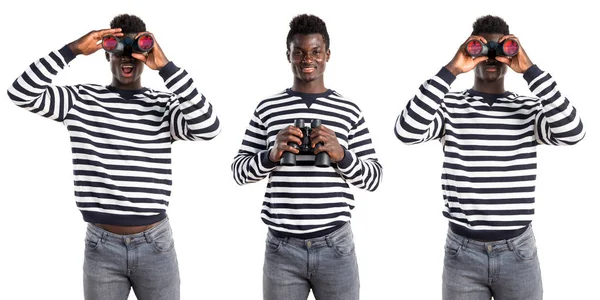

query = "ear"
[326, 49, 331, 62]
[286, 50, 291, 63]
[105, 52, 110, 62]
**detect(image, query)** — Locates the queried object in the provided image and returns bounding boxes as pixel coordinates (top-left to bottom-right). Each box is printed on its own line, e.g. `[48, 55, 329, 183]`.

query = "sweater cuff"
[438, 66, 457, 86]
[158, 61, 178, 80]
[260, 149, 278, 169]
[523, 64, 543, 84]
[58, 44, 77, 64]
[336, 148, 355, 170]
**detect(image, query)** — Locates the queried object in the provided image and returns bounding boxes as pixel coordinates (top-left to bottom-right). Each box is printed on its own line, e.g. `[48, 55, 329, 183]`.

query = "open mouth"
[121, 64, 134, 77]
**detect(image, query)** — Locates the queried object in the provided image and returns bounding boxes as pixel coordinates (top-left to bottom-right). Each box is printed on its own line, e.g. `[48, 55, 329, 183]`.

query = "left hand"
[310, 125, 345, 162]
[495, 35, 534, 74]
[131, 32, 170, 70]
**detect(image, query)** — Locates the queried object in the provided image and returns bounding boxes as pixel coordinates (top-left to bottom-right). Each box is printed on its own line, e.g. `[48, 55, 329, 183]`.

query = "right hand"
[269, 125, 304, 163]
[68, 28, 123, 56]
[445, 35, 490, 76]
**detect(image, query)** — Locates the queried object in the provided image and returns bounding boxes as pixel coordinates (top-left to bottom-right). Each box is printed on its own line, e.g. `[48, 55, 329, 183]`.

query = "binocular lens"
[102, 36, 118, 51]
[137, 35, 154, 51]
[502, 39, 519, 56]
[466, 40, 483, 56]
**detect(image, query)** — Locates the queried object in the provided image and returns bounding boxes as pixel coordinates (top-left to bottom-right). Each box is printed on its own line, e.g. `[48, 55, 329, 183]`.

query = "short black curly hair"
[471, 15, 509, 35]
[286, 14, 330, 51]
[110, 14, 146, 34]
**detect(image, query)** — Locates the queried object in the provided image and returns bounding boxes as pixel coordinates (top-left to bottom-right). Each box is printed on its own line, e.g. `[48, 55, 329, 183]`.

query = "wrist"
[67, 42, 81, 56]
[445, 63, 461, 76]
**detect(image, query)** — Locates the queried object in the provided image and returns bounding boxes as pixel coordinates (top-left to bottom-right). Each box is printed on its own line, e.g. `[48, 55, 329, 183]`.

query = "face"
[287, 33, 330, 83]
[105, 33, 145, 87]
[474, 33, 509, 83]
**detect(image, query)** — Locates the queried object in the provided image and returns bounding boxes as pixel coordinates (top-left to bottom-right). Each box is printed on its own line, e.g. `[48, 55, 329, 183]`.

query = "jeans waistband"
[86, 217, 171, 245]
[267, 221, 353, 249]
[446, 224, 534, 253]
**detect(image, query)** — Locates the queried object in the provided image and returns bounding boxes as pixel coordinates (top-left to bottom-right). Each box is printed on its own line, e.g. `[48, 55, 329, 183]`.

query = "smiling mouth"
[301, 66, 316, 73]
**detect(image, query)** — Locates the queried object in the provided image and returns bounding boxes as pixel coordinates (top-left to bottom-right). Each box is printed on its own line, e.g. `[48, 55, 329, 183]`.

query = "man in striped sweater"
[7, 14, 220, 300]
[395, 15, 585, 299]
[231, 14, 382, 300]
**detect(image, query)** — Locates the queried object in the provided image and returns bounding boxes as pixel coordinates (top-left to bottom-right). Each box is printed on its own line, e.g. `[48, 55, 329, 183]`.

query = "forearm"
[161, 62, 221, 141]
[7, 44, 77, 122]
[336, 148, 382, 191]
[394, 66, 454, 144]
[232, 148, 278, 185]
[525, 65, 586, 145]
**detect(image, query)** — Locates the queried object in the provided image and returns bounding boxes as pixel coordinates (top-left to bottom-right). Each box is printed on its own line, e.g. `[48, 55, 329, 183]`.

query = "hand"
[130, 32, 170, 70]
[445, 35, 490, 76]
[495, 35, 534, 74]
[269, 125, 304, 162]
[309, 125, 345, 162]
[68, 28, 123, 56]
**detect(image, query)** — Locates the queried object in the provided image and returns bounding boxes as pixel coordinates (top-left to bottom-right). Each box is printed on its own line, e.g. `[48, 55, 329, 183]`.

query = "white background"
[0, 0, 597, 299]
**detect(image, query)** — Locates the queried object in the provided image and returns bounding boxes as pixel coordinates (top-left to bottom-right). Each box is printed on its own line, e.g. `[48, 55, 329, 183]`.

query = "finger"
[495, 56, 510, 65]
[96, 28, 123, 37]
[278, 143, 300, 154]
[313, 144, 332, 155]
[473, 56, 489, 65]
[498, 34, 516, 43]
[310, 136, 327, 148]
[281, 134, 302, 146]
[131, 53, 147, 62]
[134, 31, 151, 39]
[286, 126, 304, 138]
[468, 35, 487, 44]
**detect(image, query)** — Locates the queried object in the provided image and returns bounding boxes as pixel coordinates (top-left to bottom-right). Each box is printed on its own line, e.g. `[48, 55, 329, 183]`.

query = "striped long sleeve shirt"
[232, 89, 382, 239]
[7, 45, 221, 226]
[395, 65, 585, 240]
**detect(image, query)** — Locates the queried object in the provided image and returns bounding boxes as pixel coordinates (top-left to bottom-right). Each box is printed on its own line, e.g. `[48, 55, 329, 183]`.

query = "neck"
[473, 78, 505, 94]
[292, 78, 327, 94]
[110, 79, 142, 90]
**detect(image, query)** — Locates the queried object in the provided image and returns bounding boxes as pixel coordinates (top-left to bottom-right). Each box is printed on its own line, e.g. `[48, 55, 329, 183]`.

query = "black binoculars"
[281, 119, 331, 168]
[102, 34, 154, 55]
[466, 38, 519, 58]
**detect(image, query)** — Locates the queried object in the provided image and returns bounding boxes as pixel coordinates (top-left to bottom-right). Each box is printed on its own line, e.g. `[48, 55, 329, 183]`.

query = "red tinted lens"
[103, 36, 118, 50]
[503, 39, 519, 56]
[138, 35, 153, 50]
[466, 40, 483, 55]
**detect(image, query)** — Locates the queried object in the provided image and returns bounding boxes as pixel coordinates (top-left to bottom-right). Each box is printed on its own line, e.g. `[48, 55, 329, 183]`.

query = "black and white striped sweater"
[395, 65, 585, 240]
[232, 88, 382, 239]
[8, 45, 221, 226]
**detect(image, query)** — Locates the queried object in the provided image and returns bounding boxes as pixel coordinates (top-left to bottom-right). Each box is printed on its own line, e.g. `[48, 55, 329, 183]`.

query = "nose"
[301, 53, 314, 64]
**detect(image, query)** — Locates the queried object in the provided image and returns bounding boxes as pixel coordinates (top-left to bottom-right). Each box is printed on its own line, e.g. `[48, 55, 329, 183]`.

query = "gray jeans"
[83, 218, 180, 300]
[263, 222, 360, 300]
[443, 224, 543, 300]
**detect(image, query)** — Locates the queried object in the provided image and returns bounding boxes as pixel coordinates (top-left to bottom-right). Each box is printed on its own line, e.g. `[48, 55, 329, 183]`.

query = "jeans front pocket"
[332, 232, 356, 257]
[152, 228, 175, 253]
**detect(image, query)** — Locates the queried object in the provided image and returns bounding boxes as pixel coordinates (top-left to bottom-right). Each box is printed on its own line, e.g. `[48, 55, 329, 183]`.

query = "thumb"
[495, 56, 510, 65]
[131, 53, 147, 62]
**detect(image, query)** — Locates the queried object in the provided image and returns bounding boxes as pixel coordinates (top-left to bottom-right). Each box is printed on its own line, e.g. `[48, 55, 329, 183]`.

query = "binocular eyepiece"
[280, 119, 331, 168]
[102, 34, 154, 55]
[466, 39, 519, 58]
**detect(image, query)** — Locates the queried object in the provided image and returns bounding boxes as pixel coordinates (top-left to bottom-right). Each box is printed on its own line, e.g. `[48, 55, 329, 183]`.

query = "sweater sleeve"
[231, 109, 278, 185]
[394, 66, 456, 144]
[523, 65, 586, 145]
[334, 111, 383, 191]
[7, 44, 79, 122]
[159, 61, 221, 141]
